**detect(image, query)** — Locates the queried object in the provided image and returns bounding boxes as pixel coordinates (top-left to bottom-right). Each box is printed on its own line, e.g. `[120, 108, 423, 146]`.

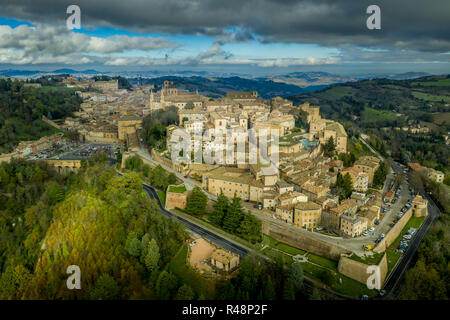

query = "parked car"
[363, 231, 369, 236]
[253, 203, 263, 210]
[368, 227, 375, 232]
[380, 233, 386, 239]
[375, 221, 380, 225]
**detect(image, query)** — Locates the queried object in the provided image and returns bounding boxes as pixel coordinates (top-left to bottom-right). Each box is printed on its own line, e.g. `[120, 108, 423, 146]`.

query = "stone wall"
[151, 149, 186, 173]
[338, 253, 388, 287]
[42, 116, 63, 131]
[0, 152, 19, 163]
[262, 219, 351, 260]
[374, 207, 413, 253]
[165, 186, 188, 209]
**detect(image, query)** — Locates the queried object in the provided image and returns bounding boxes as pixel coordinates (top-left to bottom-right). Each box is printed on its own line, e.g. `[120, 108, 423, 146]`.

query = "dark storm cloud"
[0, 0, 449, 52]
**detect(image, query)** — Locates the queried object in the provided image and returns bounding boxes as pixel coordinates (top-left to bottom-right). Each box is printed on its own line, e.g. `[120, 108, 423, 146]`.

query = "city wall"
[374, 207, 413, 253]
[165, 186, 188, 210]
[262, 219, 352, 260]
[338, 253, 388, 287]
[151, 149, 185, 173]
[42, 116, 64, 131]
[0, 152, 19, 163]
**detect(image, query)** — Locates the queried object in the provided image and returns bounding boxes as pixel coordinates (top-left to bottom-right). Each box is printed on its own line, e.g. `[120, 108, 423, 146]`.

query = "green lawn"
[157, 190, 166, 206]
[347, 252, 384, 265]
[167, 244, 217, 299]
[361, 107, 397, 123]
[389, 216, 425, 250]
[261, 235, 376, 298]
[412, 78, 450, 86]
[279, 132, 305, 146]
[385, 250, 402, 274]
[262, 235, 306, 255]
[307, 253, 339, 270]
[412, 91, 450, 103]
[168, 185, 187, 193]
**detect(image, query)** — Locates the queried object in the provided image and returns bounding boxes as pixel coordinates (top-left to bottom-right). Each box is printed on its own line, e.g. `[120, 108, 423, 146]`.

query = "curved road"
[142, 183, 249, 257]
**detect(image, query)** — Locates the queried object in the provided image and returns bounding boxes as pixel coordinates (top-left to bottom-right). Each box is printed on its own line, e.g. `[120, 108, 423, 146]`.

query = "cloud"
[0, 0, 449, 53]
[0, 24, 179, 64]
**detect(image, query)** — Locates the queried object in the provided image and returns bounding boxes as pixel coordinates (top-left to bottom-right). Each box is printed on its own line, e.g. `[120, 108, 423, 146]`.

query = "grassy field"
[389, 216, 425, 250]
[385, 250, 402, 274]
[319, 86, 357, 100]
[261, 235, 306, 255]
[347, 252, 384, 265]
[361, 107, 397, 123]
[168, 185, 187, 193]
[348, 137, 375, 158]
[261, 235, 376, 297]
[432, 112, 450, 125]
[279, 132, 305, 145]
[167, 244, 217, 299]
[157, 190, 166, 206]
[412, 91, 450, 103]
[412, 78, 450, 87]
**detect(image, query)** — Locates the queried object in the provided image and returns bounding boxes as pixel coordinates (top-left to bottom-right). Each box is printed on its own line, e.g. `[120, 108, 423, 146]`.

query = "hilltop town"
[0, 77, 433, 298]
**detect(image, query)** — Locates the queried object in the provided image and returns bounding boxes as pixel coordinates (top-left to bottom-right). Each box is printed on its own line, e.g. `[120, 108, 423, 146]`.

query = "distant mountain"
[384, 72, 430, 80]
[50, 68, 104, 75]
[265, 71, 359, 88]
[0, 69, 105, 77]
[130, 75, 324, 99]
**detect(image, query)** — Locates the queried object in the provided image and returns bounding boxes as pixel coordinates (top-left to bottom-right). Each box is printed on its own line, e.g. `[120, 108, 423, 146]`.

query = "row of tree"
[209, 192, 262, 244]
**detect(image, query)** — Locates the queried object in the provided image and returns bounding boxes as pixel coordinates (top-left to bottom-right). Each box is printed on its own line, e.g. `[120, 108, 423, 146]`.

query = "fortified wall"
[165, 185, 189, 210]
[338, 253, 388, 287]
[374, 195, 428, 253]
[262, 219, 352, 260]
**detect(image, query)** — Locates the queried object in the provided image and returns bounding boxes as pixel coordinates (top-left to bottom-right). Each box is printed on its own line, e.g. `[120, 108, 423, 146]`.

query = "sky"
[0, 0, 449, 77]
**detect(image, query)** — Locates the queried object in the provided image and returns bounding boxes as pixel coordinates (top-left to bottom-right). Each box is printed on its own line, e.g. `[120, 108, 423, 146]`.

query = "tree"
[222, 196, 243, 233]
[323, 136, 336, 157]
[238, 212, 262, 244]
[373, 161, 388, 187]
[309, 287, 321, 300]
[175, 284, 195, 300]
[263, 276, 276, 300]
[151, 165, 168, 190]
[185, 186, 207, 215]
[334, 172, 353, 200]
[282, 278, 295, 300]
[87, 274, 121, 300]
[0, 264, 31, 299]
[290, 262, 304, 291]
[318, 270, 334, 287]
[209, 192, 228, 226]
[144, 238, 160, 272]
[156, 271, 177, 300]
[127, 237, 141, 257]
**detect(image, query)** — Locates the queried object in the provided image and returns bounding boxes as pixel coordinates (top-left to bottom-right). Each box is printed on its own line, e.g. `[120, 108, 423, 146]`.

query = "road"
[137, 177, 353, 300]
[382, 168, 441, 298]
[141, 182, 249, 257]
[137, 147, 441, 298]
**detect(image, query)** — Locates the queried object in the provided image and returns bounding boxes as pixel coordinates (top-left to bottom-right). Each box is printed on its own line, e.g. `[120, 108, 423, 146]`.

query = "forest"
[0, 78, 81, 153]
[288, 75, 450, 173]
[0, 154, 319, 300]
